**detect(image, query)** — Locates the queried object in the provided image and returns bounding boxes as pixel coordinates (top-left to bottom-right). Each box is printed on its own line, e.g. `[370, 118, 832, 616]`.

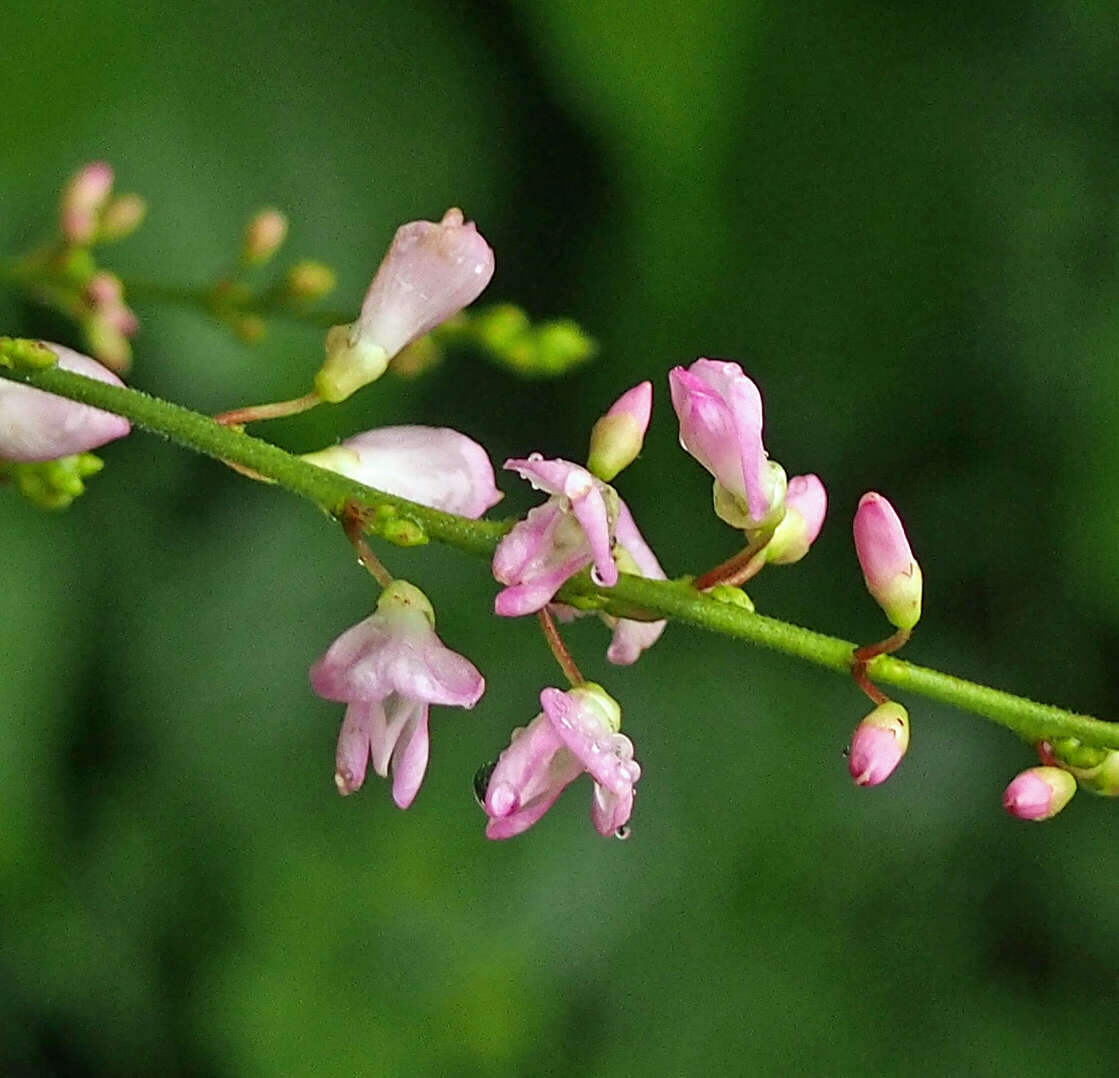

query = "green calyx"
[0, 337, 59, 372]
[569, 681, 622, 734]
[376, 580, 436, 625]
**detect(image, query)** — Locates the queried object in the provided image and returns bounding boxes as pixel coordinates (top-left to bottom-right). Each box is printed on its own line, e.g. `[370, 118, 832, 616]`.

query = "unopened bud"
[587, 381, 652, 481]
[242, 209, 288, 265]
[60, 162, 114, 244]
[853, 492, 922, 631]
[233, 315, 267, 344]
[766, 473, 827, 565]
[284, 260, 336, 302]
[96, 194, 147, 243]
[1002, 766, 1077, 820]
[848, 701, 909, 787]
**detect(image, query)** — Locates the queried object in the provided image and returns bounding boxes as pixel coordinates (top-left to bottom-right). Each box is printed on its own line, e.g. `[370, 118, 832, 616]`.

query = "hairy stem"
[3, 362, 1116, 751]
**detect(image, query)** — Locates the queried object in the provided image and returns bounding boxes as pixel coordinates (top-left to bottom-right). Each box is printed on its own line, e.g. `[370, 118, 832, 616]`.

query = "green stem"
[2, 362, 1117, 751]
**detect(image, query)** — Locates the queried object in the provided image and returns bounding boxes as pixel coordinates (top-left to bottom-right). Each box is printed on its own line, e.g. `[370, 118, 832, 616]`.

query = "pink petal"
[310, 425, 501, 518]
[0, 342, 131, 461]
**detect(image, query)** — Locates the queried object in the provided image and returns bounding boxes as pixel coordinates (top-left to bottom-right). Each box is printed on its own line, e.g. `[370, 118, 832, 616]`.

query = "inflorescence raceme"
[1, 164, 1115, 838]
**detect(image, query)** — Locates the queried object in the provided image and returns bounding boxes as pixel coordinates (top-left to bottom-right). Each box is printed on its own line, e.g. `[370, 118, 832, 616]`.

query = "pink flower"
[310, 581, 485, 808]
[848, 701, 909, 787]
[765, 473, 827, 565]
[314, 208, 495, 402]
[853, 491, 923, 631]
[493, 456, 620, 617]
[669, 358, 786, 530]
[1002, 766, 1077, 821]
[481, 683, 640, 839]
[301, 425, 502, 518]
[587, 381, 652, 481]
[0, 342, 131, 462]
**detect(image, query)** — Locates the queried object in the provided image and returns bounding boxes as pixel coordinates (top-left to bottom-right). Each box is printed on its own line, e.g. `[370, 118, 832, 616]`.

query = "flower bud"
[242, 208, 287, 265]
[765, 473, 827, 565]
[96, 194, 147, 243]
[314, 208, 494, 403]
[853, 491, 922, 631]
[1002, 766, 1077, 820]
[284, 260, 336, 302]
[848, 701, 909, 786]
[587, 381, 652, 481]
[60, 162, 114, 244]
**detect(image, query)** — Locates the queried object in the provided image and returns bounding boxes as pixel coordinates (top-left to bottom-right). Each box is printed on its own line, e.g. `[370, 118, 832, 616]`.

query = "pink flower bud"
[60, 162, 114, 244]
[314, 208, 494, 403]
[765, 473, 827, 565]
[242, 208, 288, 264]
[848, 701, 909, 786]
[0, 342, 130, 461]
[853, 492, 922, 631]
[587, 381, 652, 482]
[1002, 766, 1077, 821]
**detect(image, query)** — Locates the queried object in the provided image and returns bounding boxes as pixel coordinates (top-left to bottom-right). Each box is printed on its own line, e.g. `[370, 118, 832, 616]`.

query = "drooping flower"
[0, 341, 131, 462]
[765, 473, 827, 565]
[587, 381, 652, 482]
[848, 701, 910, 787]
[493, 456, 619, 617]
[301, 425, 502, 518]
[853, 491, 923, 631]
[1002, 766, 1077, 821]
[669, 358, 786, 531]
[310, 580, 485, 808]
[314, 208, 495, 403]
[480, 682, 640, 839]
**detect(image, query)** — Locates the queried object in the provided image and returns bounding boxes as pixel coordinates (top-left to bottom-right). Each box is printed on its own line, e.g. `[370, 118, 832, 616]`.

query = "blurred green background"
[4, 1, 1119, 1074]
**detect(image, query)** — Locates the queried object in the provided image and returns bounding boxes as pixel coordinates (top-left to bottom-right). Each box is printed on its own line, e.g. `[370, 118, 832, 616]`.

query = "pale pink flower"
[0, 342, 130, 462]
[315, 208, 495, 402]
[587, 380, 652, 481]
[765, 473, 827, 565]
[301, 425, 502, 518]
[492, 456, 619, 617]
[1002, 766, 1077, 821]
[848, 701, 910, 787]
[481, 683, 639, 839]
[853, 492, 922, 631]
[669, 358, 786, 530]
[310, 581, 485, 808]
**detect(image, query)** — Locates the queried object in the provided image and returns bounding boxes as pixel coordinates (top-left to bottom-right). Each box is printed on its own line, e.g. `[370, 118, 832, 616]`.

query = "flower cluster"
[11, 183, 1106, 841]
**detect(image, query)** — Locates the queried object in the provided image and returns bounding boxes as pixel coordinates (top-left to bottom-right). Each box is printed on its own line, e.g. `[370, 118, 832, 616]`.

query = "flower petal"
[0, 342, 131, 462]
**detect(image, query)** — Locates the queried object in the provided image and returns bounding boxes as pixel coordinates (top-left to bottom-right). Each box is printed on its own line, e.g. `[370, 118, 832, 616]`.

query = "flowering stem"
[3, 361, 1118, 752]
[537, 608, 584, 687]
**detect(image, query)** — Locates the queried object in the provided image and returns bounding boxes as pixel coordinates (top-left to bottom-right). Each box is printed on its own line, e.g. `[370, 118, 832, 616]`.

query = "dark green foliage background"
[3, 2, 1119, 1074]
